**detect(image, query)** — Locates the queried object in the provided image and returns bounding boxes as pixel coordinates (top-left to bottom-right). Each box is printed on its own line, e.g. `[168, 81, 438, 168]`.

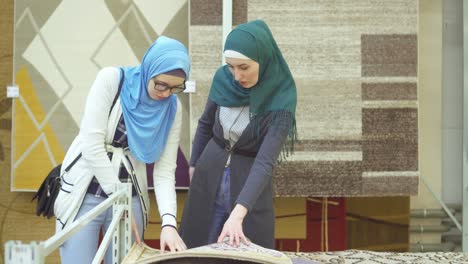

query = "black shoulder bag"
[32, 68, 125, 218]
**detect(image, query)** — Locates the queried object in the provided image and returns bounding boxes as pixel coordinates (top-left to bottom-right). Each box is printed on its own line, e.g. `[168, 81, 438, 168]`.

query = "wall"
[442, 0, 463, 205]
[411, 0, 443, 210]
[409, 0, 443, 248]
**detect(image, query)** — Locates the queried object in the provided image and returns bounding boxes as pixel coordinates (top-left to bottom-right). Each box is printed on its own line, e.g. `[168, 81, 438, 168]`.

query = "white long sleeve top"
[54, 67, 180, 231]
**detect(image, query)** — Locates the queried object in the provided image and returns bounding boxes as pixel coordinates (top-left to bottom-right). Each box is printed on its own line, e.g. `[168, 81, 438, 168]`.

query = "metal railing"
[4, 183, 133, 264]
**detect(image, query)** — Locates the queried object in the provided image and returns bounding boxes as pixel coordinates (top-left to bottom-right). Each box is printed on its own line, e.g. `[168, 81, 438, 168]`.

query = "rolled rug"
[122, 240, 320, 264]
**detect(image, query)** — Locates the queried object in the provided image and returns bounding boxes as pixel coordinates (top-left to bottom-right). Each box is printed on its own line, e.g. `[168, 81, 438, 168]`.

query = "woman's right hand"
[160, 226, 187, 253]
[188, 166, 195, 182]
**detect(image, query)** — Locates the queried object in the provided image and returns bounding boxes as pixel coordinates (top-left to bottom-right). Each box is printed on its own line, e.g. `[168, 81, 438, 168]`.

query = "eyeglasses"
[152, 78, 186, 94]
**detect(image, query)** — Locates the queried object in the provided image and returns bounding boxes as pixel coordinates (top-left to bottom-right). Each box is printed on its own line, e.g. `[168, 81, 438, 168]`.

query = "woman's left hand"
[160, 226, 187, 253]
[217, 204, 249, 247]
[131, 214, 142, 245]
[188, 166, 195, 182]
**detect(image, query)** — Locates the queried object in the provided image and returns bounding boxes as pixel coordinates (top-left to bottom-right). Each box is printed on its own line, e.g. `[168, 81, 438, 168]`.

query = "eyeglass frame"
[152, 77, 186, 94]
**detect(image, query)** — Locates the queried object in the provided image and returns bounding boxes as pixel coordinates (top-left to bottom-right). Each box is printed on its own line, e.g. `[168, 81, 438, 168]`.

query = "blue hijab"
[119, 36, 190, 163]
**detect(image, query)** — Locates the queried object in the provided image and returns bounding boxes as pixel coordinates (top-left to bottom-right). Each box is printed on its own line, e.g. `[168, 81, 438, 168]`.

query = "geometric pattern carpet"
[286, 250, 468, 264]
[122, 242, 468, 264]
[12, 0, 190, 191]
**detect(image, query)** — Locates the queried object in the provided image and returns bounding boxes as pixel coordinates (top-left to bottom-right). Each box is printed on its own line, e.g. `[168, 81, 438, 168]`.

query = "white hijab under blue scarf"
[119, 36, 190, 163]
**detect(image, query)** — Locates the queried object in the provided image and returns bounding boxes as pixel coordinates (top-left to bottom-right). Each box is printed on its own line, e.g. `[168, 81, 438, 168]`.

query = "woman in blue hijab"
[55, 36, 190, 263]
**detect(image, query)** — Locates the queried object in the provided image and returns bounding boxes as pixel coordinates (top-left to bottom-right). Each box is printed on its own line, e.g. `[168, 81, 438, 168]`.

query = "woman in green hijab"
[180, 19, 297, 249]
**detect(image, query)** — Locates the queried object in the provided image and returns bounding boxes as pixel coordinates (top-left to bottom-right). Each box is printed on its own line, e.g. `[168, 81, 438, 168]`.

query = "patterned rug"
[122, 242, 468, 264]
[122, 242, 296, 264]
[189, 0, 420, 197]
[285, 250, 468, 264]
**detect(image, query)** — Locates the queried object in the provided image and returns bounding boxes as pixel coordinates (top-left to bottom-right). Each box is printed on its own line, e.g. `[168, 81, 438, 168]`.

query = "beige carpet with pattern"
[122, 242, 468, 264]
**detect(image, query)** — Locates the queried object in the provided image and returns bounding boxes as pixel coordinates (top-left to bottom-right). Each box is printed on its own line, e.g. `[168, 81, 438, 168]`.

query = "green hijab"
[209, 19, 297, 156]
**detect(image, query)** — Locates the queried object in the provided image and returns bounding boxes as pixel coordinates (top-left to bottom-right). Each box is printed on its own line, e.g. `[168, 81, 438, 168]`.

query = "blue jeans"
[207, 167, 231, 244]
[59, 193, 144, 264]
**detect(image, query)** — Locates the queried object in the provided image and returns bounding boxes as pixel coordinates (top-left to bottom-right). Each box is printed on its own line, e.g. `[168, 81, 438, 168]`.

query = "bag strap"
[64, 68, 125, 173]
[64, 153, 81, 172]
[109, 68, 125, 117]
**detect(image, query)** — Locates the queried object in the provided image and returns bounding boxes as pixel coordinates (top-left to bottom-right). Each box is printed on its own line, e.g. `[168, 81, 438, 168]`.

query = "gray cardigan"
[180, 99, 290, 248]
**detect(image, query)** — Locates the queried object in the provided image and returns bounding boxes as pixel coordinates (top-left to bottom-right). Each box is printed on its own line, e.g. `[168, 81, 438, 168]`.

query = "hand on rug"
[160, 226, 187, 253]
[218, 204, 250, 247]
